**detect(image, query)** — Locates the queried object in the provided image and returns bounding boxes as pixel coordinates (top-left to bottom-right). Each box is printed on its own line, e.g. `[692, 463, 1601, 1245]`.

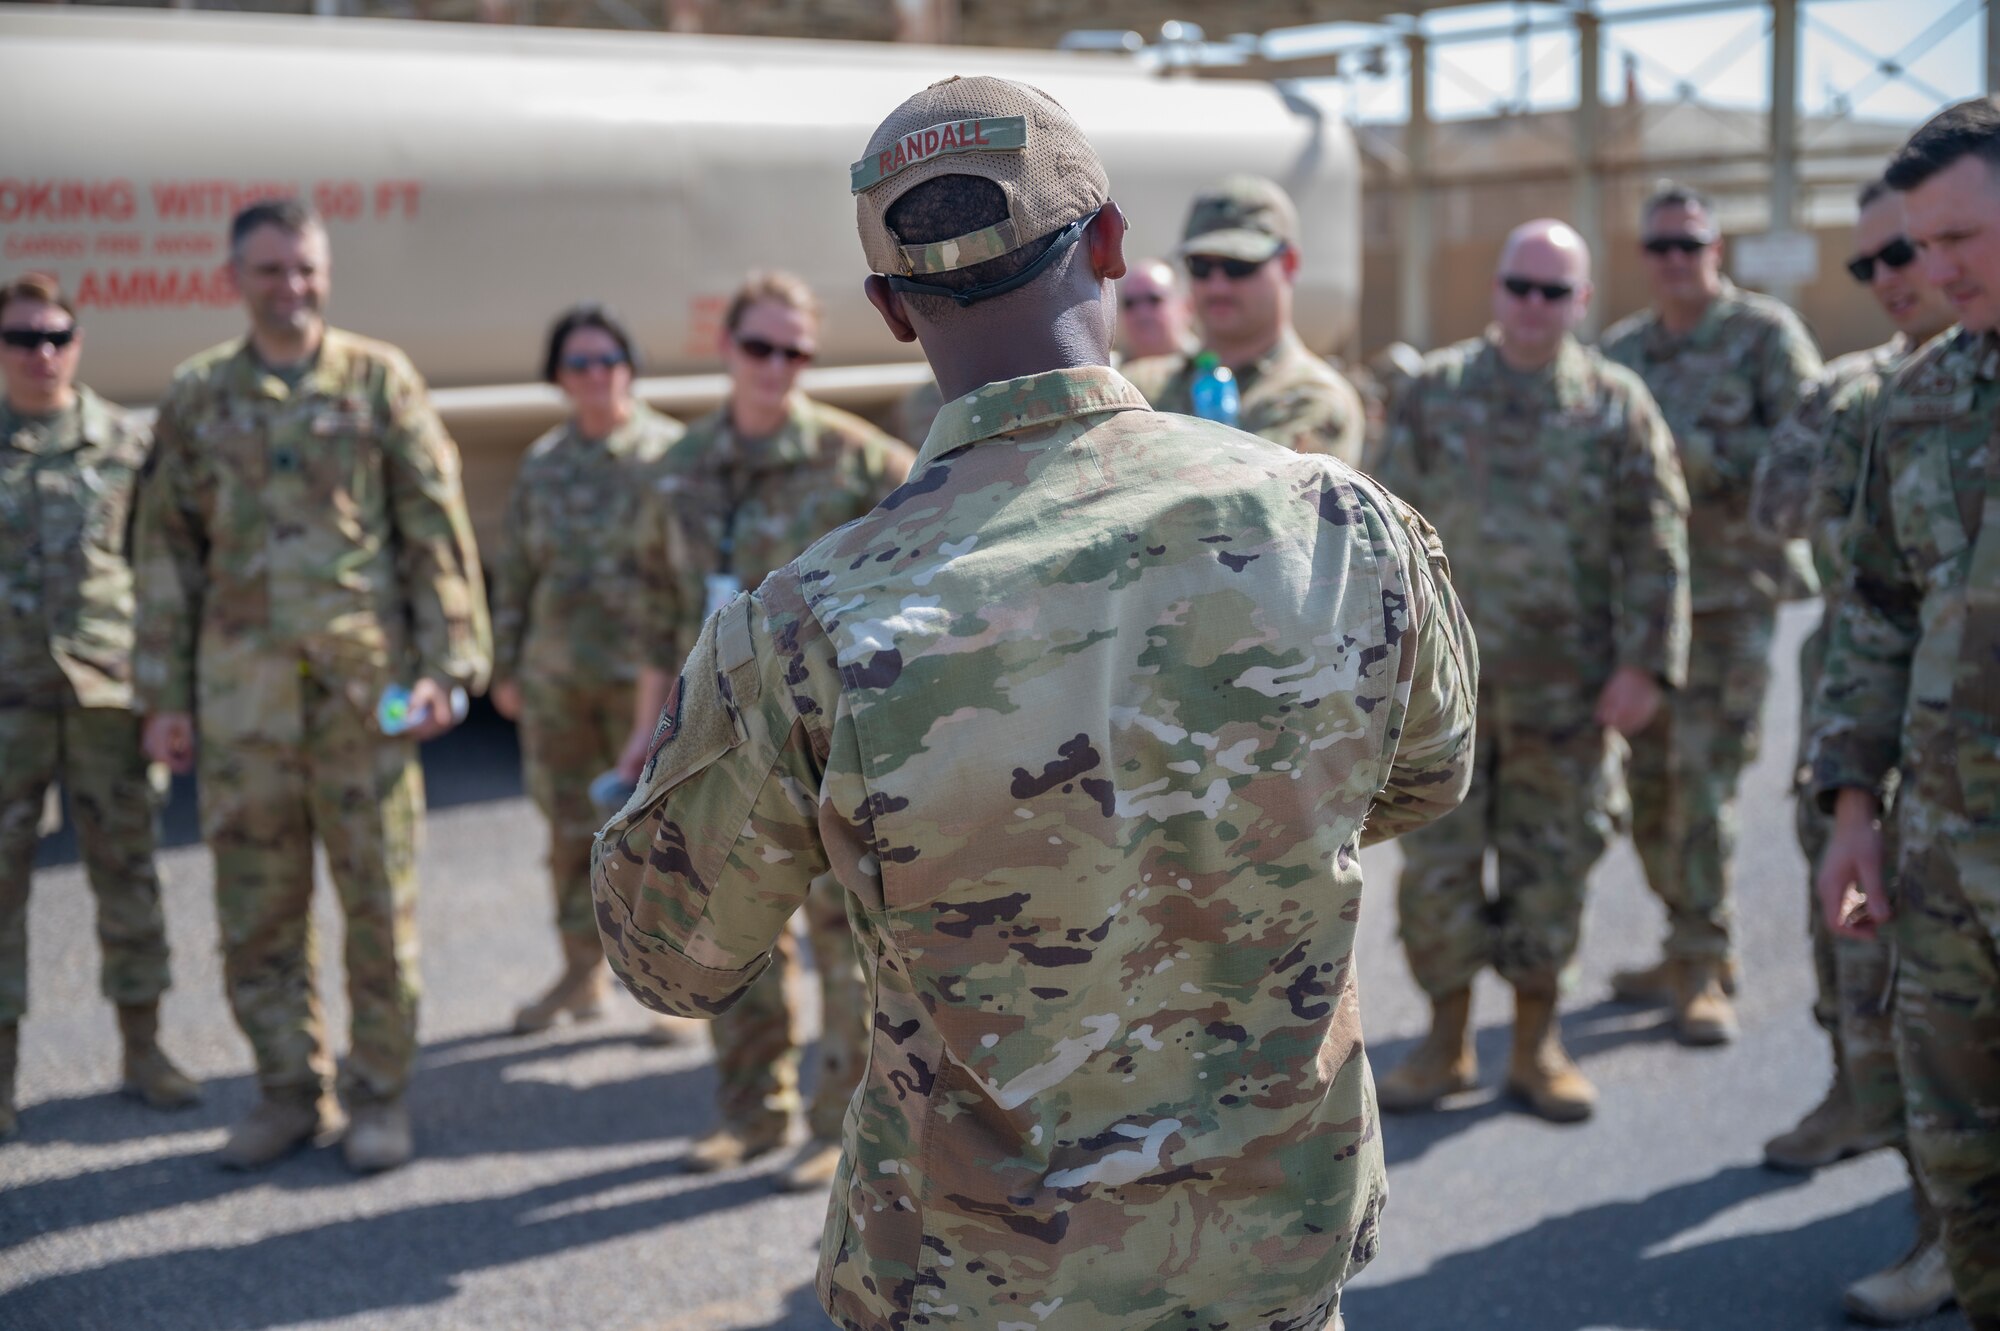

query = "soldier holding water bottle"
[1123, 176, 1367, 463]
[134, 198, 490, 1176]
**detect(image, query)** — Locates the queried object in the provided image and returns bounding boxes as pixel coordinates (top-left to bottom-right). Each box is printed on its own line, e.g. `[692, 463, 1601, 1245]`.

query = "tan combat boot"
[0, 1022, 17, 1141]
[1611, 954, 1739, 1005]
[218, 1087, 341, 1171]
[777, 1137, 843, 1193]
[683, 1119, 790, 1174]
[1376, 988, 1477, 1112]
[1762, 1061, 1896, 1172]
[1671, 958, 1738, 1046]
[1844, 1194, 1954, 1326]
[512, 934, 609, 1035]
[639, 1014, 703, 1047]
[1505, 984, 1596, 1123]
[116, 1003, 202, 1110]
[343, 1098, 414, 1174]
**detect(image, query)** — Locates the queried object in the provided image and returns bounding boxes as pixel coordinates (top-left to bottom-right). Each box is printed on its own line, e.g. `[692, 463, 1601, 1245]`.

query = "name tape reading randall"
[849, 116, 1027, 194]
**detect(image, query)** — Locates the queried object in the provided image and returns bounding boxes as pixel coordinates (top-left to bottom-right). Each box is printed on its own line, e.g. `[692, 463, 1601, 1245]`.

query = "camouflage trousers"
[1396, 683, 1617, 998]
[1793, 621, 1903, 1140]
[520, 674, 634, 945]
[1628, 605, 1775, 960]
[711, 874, 867, 1143]
[1891, 809, 2000, 1319]
[0, 707, 171, 1025]
[200, 674, 424, 1104]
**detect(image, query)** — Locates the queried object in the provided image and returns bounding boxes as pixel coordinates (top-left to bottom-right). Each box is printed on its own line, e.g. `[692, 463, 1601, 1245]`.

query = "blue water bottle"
[1189, 352, 1240, 428]
[377, 683, 469, 736]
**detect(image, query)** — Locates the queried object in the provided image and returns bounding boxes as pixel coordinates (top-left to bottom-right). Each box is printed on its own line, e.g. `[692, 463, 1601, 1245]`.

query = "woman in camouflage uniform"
[490, 306, 684, 1034]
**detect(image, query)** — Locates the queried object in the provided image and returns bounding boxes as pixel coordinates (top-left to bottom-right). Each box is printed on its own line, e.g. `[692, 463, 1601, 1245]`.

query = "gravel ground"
[0, 602, 1966, 1331]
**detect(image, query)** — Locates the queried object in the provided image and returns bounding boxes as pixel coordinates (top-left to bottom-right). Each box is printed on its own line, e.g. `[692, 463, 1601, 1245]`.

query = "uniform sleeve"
[1363, 491, 1479, 845]
[592, 588, 831, 1017]
[1752, 374, 1837, 542]
[486, 461, 538, 687]
[636, 483, 704, 675]
[1805, 375, 1884, 578]
[1712, 313, 1822, 491]
[1369, 371, 1429, 508]
[1613, 382, 1692, 688]
[1807, 396, 1912, 806]
[131, 389, 207, 715]
[1260, 374, 1367, 467]
[380, 359, 492, 692]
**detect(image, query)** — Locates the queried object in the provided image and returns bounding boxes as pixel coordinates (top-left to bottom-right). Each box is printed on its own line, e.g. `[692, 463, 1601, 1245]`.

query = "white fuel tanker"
[0, 6, 1360, 543]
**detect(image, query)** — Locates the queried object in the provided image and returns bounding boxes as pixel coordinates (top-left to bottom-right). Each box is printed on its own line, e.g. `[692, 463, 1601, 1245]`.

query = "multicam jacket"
[1602, 278, 1823, 611]
[1811, 327, 2000, 855]
[0, 387, 152, 710]
[1375, 333, 1690, 693]
[489, 404, 685, 688]
[594, 365, 1477, 1330]
[638, 393, 913, 674]
[134, 329, 491, 740]
[1124, 329, 1368, 465]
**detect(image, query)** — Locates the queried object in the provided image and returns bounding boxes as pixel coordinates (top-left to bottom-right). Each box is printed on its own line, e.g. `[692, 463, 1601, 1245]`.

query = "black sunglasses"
[1121, 293, 1166, 310]
[1847, 236, 1917, 284]
[1642, 235, 1714, 257]
[735, 335, 813, 365]
[560, 352, 626, 373]
[1185, 253, 1274, 281]
[1501, 275, 1575, 302]
[1, 327, 76, 350]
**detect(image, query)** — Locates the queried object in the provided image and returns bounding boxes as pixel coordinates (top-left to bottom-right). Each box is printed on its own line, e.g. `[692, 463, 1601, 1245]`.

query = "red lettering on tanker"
[0, 177, 424, 309]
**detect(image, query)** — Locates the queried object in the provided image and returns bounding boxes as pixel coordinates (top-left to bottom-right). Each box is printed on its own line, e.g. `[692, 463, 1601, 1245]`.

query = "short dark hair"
[885, 174, 1064, 308]
[1641, 180, 1716, 228]
[1885, 98, 2000, 192]
[229, 197, 323, 257]
[1856, 176, 1893, 210]
[0, 271, 75, 325]
[542, 303, 638, 382]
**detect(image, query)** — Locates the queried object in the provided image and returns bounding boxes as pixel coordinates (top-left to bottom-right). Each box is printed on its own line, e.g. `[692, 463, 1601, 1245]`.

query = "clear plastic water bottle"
[1189, 352, 1240, 427]
[377, 683, 469, 736]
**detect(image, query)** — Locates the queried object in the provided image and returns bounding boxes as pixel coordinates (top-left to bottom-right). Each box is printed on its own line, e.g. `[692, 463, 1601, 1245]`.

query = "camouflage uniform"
[1602, 279, 1822, 961]
[134, 330, 491, 1105]
[0, 389, 171, 1027]
[1752, 338, 1912, 1141]
[638, 393, 913, 1145]
[1809, 326, 2000, 1321]
[1124, 329, 1368, 465]
[489, 405, 685, 945]
[1376, 334, 1689, 998]
[596, 365, 1478, 1329]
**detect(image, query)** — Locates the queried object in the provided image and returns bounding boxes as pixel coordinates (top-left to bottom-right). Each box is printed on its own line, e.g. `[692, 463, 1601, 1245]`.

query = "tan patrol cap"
[853, 75, 1109, 278]
[1177, 175, 1300, 262]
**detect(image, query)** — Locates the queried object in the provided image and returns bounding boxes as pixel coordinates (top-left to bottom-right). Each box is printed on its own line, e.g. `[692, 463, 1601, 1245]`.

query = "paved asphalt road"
[0, 602, 1966, 1331]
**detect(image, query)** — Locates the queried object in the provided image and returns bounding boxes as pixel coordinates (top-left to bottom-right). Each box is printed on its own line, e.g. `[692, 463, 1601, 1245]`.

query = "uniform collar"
[1218, 327, 1305, 390]
[2, 390, 88, 456]
[1643, 277, 1740, 356]
[915, 364, 1151, 470]
[702, 393, 815, 472]
[225, 327, 355, 402]
[587, 401, 670, 457]
[1474, 330, 1593, 411]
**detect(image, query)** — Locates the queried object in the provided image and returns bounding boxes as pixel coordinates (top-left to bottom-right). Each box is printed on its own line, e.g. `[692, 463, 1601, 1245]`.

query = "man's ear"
[1088, 201, 1130, 282]
[864, 275, 919, 344]
[1279, 246, 1301, 281]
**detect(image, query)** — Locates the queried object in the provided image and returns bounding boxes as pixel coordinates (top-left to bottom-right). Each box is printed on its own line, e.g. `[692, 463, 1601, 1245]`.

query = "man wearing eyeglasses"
[1812, 99, 2000, 1331]
[1372, 220, 1689, 1125]
[0, 273, 203, 1141]
[620, 268, 913, 1192]
[1745, 170, 1958, 1327]
[1600, 181, 1823, 1046]
[134, 199, 491, 1175]
[1115, 257, 1196, 361]
[1124, 176, 1367, 464]
[594, 74, 1474, 1329]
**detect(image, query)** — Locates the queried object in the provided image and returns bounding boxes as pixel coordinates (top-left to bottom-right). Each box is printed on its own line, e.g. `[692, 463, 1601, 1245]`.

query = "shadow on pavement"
[2, 1154, 773, 1331]
[0, 1026, 717, 1252]
[1370, 998, 1673, 1168]
[34, 697, 524, 868]
[1345, 1164, 1924, 1331]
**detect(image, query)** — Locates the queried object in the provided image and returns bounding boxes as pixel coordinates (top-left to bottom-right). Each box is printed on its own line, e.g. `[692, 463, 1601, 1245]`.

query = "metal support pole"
[1400, 32, 1434, 350]
[1575, 8, 1604, 338]
[1767, 0, 1802, 303]
[1989, 0, 2000, 92]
